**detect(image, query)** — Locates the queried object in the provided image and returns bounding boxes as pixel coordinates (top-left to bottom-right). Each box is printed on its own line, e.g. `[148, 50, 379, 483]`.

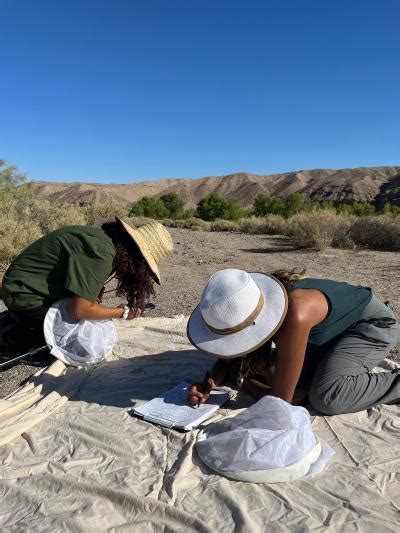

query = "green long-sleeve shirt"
[2, 226, 115, 311]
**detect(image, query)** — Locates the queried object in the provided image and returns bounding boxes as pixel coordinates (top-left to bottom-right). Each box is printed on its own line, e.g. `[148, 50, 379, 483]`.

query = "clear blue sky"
[1, 0, 399, 183]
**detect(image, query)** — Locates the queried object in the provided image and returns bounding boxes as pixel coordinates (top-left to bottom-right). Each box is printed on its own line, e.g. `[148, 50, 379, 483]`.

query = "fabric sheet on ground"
[0, 317, 399, 532]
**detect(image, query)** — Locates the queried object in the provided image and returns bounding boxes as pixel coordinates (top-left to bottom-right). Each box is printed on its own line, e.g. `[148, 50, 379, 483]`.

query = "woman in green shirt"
[187, 268, 399, 415]
[2, 218, 173, 351]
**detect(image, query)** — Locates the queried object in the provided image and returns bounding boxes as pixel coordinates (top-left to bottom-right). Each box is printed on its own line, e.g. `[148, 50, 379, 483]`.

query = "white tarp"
[0, 316, 399, 532]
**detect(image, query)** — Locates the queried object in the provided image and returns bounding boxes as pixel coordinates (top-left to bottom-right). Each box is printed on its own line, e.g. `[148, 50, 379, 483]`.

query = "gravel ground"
[1, 227, 399, 397]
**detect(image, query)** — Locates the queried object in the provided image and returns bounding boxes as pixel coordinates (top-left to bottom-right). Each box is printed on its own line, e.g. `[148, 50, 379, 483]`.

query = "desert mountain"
[32, 166, 400, 208]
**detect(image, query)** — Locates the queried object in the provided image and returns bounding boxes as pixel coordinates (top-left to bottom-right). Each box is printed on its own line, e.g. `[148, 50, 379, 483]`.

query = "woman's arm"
[188, 359, 231, 405]
[270, 289, 328, 403]
[71, 295, 142, 321]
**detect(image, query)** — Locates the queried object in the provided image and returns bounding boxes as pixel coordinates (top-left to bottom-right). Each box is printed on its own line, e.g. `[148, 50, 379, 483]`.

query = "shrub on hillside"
[348, 215, 400, 250]
[287, 211, 355, 249]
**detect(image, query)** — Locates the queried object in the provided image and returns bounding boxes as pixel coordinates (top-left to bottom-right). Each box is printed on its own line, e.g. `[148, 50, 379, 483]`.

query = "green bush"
[129, 196, 169, 218]
[253, 193, 286, 216]
[338, 202, 375, 216]
[159, 193, 184, 218]
[196, 192, 242, 221]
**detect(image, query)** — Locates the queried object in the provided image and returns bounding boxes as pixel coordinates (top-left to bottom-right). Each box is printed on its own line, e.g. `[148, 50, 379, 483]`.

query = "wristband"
[118, 304, 130, 320]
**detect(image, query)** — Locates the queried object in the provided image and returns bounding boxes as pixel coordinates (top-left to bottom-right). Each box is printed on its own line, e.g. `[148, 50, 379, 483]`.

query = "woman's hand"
[127, 308, 143, 320]
[188, 383, 210, 406]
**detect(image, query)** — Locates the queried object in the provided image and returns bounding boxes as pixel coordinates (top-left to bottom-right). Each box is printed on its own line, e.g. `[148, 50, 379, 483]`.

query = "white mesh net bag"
[197, 396, 334, 483]
[44, 298, 117, 367]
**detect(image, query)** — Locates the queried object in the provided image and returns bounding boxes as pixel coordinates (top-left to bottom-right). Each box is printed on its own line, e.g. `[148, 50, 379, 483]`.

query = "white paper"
[132, 381, 230, 430]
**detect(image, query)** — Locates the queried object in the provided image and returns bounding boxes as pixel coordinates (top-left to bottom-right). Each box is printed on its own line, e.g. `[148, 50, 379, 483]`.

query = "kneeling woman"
[187, 269, 399, 415]
[2, 218, 173, 350]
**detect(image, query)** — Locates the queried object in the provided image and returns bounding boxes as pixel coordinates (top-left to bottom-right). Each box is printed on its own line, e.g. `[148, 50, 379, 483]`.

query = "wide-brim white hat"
[116, 218, 173, 284]
[187, 269, 288, 358]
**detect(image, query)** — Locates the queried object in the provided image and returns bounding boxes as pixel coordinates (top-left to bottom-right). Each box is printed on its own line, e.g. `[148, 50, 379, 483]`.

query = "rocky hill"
[32, 166, 400, 208]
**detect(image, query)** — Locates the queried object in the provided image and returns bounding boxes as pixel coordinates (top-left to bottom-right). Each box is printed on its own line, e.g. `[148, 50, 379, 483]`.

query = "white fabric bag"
[197, 396, 334, 483]
[44, 298, 117, 367]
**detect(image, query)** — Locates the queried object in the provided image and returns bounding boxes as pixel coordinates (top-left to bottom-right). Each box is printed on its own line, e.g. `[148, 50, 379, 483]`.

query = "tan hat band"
[204, 293, 265, 336]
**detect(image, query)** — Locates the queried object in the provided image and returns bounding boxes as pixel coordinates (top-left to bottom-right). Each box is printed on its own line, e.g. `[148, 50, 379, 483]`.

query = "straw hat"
[187, 269, 288, 358]
[116, 218, 173, 284]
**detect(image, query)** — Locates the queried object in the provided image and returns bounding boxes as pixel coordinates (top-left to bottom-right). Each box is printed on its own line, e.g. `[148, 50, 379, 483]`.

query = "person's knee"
[308, 380, 350, 415]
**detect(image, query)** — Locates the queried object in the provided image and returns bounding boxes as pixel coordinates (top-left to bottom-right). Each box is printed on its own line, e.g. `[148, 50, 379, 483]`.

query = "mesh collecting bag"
[197, 396, 334, 483]
[44, 298, 117, 367]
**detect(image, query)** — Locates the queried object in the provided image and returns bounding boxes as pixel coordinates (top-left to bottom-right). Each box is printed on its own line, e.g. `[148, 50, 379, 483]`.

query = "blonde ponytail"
[270, 268, 306, 288]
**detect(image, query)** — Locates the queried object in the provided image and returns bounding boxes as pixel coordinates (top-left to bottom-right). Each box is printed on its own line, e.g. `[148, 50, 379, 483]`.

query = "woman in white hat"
[2, 218, 173, 352]
[187, 269, 399, 415]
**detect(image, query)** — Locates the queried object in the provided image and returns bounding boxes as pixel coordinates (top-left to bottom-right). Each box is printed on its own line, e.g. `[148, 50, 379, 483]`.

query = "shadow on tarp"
[26, 348, 252, 411]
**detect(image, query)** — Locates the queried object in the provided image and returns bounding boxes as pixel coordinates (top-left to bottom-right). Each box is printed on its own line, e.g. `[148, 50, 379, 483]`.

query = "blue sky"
[1, 0, 399, 183]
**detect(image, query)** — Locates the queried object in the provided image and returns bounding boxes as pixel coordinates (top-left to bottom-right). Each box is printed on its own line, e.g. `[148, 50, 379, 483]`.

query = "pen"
[197, 398, 200, 409]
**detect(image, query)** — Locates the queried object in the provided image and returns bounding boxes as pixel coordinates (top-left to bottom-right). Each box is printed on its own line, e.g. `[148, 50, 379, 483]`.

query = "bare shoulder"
[285, 288, 329, 326]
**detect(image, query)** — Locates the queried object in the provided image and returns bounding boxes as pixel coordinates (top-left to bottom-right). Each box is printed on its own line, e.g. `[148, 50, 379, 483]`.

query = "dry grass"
[286, 211, 355, 250]
[165, 217, 211, 231]
[210, 219, 239, 232]
[348, 215, 400, 250]
[1, 200, 399, 278]
[237, 215, 287, 235]
[83, 203, 128, 227]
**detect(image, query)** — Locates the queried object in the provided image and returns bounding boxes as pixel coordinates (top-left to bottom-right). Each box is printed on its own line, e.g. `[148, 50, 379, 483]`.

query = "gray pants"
[308, 296, 400, 415]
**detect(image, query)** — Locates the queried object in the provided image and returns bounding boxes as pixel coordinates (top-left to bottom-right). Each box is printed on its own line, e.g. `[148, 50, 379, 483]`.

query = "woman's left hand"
[127, 308, 144, 320]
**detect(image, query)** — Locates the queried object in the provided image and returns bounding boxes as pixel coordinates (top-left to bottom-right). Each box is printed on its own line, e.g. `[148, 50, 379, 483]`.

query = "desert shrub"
[382, 202, 400, 215]
[28, 201, 86, 233]
[337, 202, 375, 216]
[129, 196, 169, 218]
[287, 211, 355, 249]
[284, 192, 308, 216]
[210, 219, 239, 232]
[166, 217, 211, 231]
[348, 215, 400, 250]
[0, 213, 42, 271]
[182, 208, 197, 219]
[84, 203, 128, 226]
[237, 215, 287, 235]
[196, 192, 242, 221]
[254, 193, 284, 216]
[159, 193, 185, 218]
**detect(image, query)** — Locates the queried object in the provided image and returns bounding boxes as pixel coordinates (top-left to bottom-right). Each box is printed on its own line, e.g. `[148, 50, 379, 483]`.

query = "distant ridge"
[32, 166, 400, 207]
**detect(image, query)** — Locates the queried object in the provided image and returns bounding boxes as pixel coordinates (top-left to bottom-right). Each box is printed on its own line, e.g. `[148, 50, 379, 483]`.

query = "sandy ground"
[1, 227, 399, 397]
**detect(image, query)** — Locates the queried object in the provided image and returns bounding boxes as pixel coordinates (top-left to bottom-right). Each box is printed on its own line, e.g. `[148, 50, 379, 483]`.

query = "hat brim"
[187, 273, 288, 359]
[116, 217, 161, 284]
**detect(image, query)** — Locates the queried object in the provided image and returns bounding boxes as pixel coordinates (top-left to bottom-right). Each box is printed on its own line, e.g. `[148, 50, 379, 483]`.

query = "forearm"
[204, 359, 231, 388]
[71, 297, 124, 320]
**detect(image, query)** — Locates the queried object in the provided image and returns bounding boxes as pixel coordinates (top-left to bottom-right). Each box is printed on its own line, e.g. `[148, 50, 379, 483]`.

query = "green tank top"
[289, 278, 372, 346]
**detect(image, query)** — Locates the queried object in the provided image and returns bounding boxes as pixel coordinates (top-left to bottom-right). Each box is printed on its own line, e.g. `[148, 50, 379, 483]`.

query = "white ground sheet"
[0, 316, 399, 532]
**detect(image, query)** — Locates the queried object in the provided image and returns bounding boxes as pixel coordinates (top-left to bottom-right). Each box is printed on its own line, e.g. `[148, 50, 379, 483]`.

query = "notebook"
[131, 381, 230, 431]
